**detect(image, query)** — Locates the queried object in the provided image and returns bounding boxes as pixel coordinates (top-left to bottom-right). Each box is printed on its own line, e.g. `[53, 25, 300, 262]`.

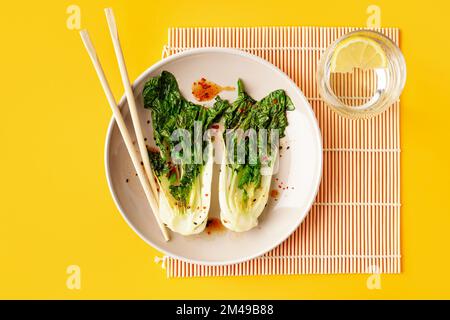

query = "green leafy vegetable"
[219, 80, 294, 232]
[224, 80, 293, 195]
[143, 71, 226, 205]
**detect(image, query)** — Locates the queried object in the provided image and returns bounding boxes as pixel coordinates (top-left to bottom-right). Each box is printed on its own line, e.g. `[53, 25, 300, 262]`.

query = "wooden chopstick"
[104, 8, 161, 204]
[80, 30, 170, 241]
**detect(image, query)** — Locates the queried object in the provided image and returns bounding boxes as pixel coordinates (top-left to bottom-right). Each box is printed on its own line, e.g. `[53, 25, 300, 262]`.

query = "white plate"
[105, 48, 322, 265]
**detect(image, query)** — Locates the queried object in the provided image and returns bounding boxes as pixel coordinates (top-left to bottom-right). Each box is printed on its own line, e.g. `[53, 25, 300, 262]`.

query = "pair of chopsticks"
[80, 8, 170, 241]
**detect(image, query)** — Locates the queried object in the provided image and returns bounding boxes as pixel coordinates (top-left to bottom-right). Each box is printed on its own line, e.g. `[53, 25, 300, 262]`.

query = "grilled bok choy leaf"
[219, 80, 294, 232]
[143, 71, 227, 235]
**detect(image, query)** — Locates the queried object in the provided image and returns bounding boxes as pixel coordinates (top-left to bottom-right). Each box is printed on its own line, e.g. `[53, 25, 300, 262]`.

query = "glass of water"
[317, 30, 406, 119]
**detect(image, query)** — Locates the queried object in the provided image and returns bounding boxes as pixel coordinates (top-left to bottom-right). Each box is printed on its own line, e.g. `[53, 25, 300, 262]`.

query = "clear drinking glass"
[317, 30, 406, 119]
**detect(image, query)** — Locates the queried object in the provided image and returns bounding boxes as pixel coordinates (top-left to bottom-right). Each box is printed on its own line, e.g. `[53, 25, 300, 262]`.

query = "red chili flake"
[278, 185, 282, 188]
[275, 178, 279, 181]
[273, 99, 278, 104]
[203, 206, 206, 209]
[211, 124, 219, 129]
[205, 194, 209, 197]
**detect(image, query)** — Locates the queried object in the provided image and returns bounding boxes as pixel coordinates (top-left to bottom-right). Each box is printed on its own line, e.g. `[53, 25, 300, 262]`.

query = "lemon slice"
[330, 36, 387, 73]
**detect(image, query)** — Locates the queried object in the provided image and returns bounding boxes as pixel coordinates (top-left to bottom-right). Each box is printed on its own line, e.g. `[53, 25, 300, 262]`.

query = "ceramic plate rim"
[104, 47, 323, 266]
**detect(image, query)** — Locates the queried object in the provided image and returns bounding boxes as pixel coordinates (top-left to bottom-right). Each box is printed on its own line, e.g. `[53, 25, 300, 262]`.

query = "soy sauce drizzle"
[192, 78, 234, 102]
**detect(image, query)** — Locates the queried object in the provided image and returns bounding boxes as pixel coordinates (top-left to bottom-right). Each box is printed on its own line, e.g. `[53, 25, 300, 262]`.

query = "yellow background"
[1, 0, 449, 299]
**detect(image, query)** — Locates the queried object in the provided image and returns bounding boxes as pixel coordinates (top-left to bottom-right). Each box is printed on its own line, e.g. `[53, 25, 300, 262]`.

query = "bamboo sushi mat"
[160, 27, 401, 277]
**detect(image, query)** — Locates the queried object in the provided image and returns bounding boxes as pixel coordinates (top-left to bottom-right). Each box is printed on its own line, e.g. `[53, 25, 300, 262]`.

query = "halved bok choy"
[143, 71, 228, 235]
[218, 80, 294, 232]
[148, 144, 213, 235]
